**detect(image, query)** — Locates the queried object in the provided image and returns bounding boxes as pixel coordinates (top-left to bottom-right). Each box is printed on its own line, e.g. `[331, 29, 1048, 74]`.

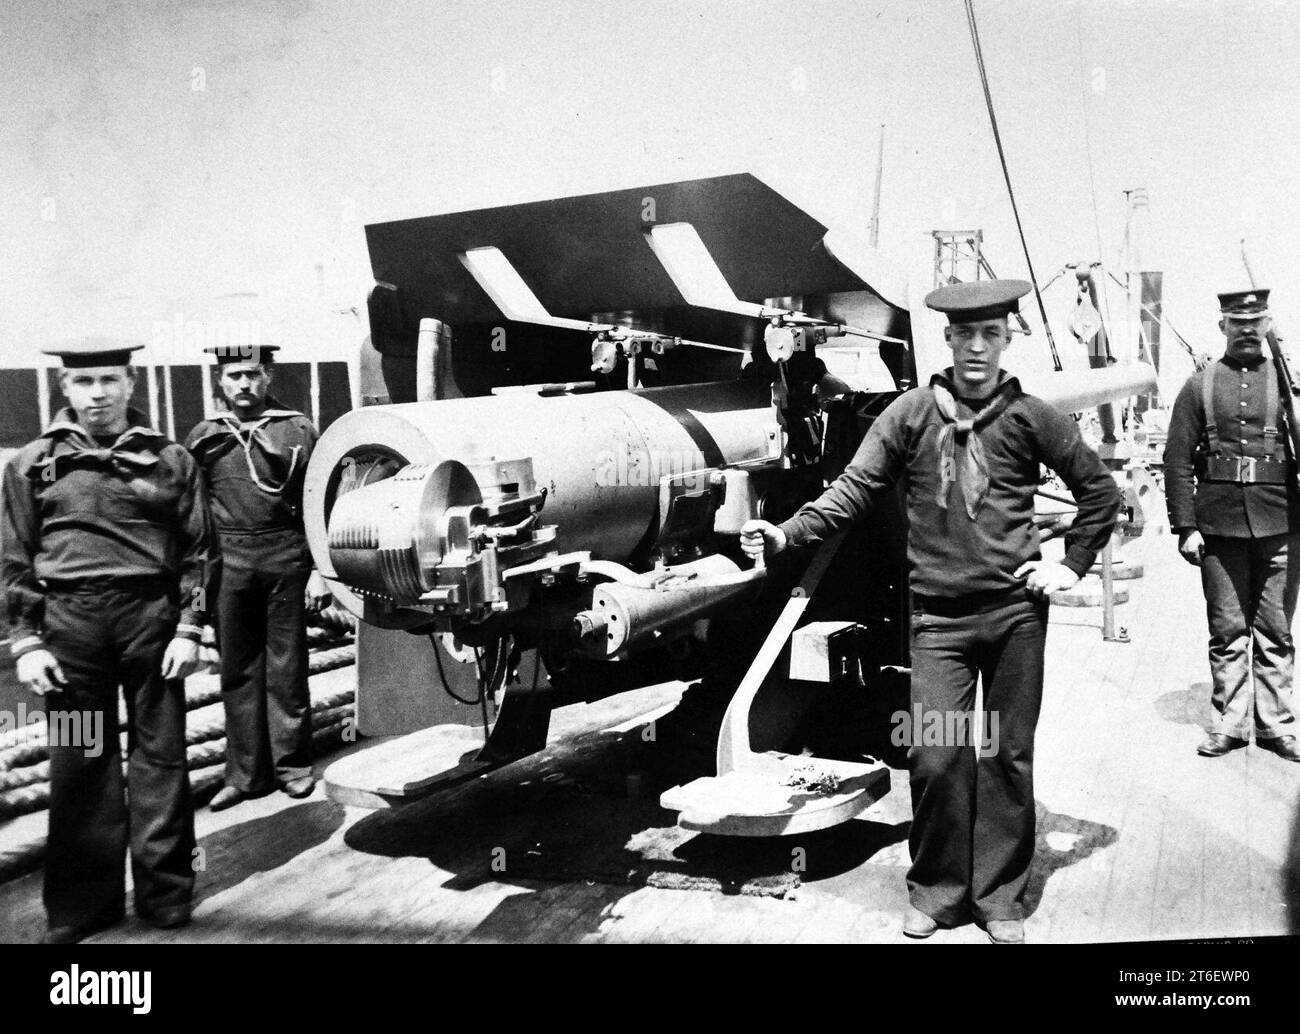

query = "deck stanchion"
[1100, 536, 1129, 642]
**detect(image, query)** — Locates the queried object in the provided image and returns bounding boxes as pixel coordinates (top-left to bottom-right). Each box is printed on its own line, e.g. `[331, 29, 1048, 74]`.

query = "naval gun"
[306, 174, 1156, 835]
[310, 379, 776, 649]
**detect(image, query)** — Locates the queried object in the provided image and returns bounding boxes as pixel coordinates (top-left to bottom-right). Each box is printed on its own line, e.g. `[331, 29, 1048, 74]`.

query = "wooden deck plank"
[582, 886, 680, 944]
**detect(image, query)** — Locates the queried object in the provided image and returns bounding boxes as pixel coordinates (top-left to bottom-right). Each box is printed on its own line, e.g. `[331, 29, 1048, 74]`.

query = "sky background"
[2, 0, 1297, 394]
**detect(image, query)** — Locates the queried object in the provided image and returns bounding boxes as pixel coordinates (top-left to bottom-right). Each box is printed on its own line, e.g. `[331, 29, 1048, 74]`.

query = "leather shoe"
[1257, 735, 1300, 762]
[209, 785, 248, 811]
[902, 905, 939, 939]
[1196, 733, 1247, 758]
[43, 908, 124, 945]
[138, 905, 191, 930]
[281, 776, 316, 799]
[986, 918, 1025, 944]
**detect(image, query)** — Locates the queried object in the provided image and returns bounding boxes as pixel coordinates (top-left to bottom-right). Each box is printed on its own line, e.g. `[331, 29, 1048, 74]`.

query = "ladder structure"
[931, 229, 984, 287]
[930, 229, 1031, 335]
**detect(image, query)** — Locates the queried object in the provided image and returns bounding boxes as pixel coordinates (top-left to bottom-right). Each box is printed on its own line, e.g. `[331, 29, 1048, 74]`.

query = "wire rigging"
[963, 0, 1062, 371]
[1072, 4, 1119, 344]
[1105, 271, 1200, 362]
[1074, 11, 1107, 271]
[1038, 264, 1203, 363]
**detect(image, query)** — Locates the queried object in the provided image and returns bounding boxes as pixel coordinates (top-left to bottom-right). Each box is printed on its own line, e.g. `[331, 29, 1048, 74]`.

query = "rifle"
[1242, 240, 1300, 491]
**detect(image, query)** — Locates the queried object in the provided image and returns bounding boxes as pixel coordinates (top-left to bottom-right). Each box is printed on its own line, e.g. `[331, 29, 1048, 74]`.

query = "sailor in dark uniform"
[741, 282, 1120, 943]
[0, 339, 212, 943]
[185, 345, 330, 810]
[1164, 289, 1300, 761]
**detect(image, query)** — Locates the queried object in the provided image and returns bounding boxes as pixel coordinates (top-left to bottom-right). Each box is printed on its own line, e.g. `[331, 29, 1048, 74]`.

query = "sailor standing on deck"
[740, 281, 1120, 944]
[186, 344, 330, 811]
[0, 339, 212, 943]
[1163, 289, 1300, 762]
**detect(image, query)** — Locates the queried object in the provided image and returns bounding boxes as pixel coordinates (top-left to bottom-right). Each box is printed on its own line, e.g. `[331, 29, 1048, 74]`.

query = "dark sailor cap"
[42, 337, 144, 368]
[924, 279, 1032, 323]
[203, 343, 281, 365]
[1218, 289, 1270, 319]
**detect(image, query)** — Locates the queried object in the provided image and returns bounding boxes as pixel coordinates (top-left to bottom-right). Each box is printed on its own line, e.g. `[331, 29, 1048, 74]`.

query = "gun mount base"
[661, 751, 890, 837]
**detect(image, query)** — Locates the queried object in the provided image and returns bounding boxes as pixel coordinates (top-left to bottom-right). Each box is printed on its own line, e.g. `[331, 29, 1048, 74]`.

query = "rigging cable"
[1041, 267, 1200, 364]
[963, 0, 1062, 370]
[1105, 271, 1201, 362]
[1036, 265, 1070, 295]
[1072, 4, 1118, 340]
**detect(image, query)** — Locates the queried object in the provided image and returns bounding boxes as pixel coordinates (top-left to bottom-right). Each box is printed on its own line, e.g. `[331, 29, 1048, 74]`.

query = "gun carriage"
[305, 174, 1154, 834]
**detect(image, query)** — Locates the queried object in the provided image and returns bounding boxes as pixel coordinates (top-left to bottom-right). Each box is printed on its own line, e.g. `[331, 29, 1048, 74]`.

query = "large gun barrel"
[1018, 362, 1158, 414]
[303, 378, 776, 634]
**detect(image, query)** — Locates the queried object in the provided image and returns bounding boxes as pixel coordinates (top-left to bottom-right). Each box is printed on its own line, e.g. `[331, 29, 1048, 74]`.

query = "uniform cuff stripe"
[10, 635, 45, 658]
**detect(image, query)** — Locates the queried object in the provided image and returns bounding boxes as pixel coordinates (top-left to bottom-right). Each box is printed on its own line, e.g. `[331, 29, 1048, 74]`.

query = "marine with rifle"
[1164, 289, 1300, 761]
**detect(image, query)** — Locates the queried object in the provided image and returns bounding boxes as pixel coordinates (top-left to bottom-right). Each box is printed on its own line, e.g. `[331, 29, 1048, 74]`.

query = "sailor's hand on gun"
[1178, 530, 1206, 567]
[160, 636, 202, 681]
[305, 570, 333, 614]
[17, 649, 66, 697]
[740, 519, 788, 562]
[1014, 560, 1080, 598]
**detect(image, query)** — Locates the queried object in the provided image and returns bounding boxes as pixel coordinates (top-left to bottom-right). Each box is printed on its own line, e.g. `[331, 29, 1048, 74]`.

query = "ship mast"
[868, 124, 884, 249]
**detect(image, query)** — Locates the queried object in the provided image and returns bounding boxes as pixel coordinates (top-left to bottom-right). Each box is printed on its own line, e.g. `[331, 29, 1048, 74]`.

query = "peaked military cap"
[42, 337, 144, 368]
[203, 343, 281, 365]
[1218, 289, 1270, 319]
[924, 279, 1032, 323]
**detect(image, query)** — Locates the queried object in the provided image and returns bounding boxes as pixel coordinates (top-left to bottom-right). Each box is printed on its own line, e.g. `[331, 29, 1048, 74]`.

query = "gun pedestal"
[660, 535, 891, 837]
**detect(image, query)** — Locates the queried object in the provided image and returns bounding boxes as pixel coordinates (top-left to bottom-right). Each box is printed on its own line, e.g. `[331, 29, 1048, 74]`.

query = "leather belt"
[1200, 455, 1290, 484]
[913, 585, 1034, 617]
[43, 575, 173, 596]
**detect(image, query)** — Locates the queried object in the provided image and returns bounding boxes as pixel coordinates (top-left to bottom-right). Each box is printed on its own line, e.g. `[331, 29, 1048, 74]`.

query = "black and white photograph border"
[0, 0, 1296, 981]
